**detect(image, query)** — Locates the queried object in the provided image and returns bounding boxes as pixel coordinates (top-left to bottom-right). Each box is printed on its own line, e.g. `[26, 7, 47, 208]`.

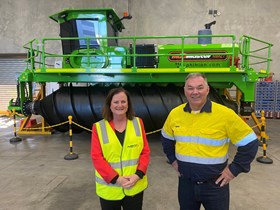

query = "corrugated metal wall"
[0, 54, 26, 111]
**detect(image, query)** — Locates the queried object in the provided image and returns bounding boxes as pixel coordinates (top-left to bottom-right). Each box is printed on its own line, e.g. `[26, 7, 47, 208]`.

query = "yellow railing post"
[64, 115, 79, 160]
[9, 109, 22, 143]
[256, 110, 273, 164]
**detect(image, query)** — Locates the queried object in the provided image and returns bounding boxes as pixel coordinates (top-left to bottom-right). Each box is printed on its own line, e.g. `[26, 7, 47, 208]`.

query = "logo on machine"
[168, 51, 227, 62]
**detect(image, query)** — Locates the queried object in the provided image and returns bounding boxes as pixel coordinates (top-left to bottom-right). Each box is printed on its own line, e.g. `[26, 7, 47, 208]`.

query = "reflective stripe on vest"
[108, 158, 139, 169]
[99, 120, 108, 144]
[99, 118, 141, 144]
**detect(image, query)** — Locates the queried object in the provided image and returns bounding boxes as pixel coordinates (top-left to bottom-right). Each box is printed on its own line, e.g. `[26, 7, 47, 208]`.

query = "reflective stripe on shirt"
[161, 129, 175, 141]
[176, 153, 228, 164]
[235, 132, 257, 146]
[174, 135, 229, 146]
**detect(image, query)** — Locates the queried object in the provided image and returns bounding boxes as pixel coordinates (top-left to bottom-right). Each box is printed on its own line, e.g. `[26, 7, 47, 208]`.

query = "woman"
[91, 87, 150, 210]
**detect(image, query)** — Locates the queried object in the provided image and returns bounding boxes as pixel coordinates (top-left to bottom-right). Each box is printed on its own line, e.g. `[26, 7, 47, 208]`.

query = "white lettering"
[185, 55, 211, 59]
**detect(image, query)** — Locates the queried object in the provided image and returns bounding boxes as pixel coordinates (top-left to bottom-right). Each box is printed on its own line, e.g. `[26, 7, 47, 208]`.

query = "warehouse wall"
[0, 0, 279, 79]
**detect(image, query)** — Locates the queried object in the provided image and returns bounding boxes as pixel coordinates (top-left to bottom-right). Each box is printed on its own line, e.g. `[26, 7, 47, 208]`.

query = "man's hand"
[215, 166, 235, 187]
[171, 160, 181, 177]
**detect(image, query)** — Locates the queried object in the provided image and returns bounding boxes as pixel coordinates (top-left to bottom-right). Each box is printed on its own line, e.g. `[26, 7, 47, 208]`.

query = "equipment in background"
[8, 8, 273, 133]
[198, 21, 216, 44]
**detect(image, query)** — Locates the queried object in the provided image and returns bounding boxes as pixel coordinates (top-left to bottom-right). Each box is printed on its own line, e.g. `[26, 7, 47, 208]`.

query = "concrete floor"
[0, 116, 279, 210]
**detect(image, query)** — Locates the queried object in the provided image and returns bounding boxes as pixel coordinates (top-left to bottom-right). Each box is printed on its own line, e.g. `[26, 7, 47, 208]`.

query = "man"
[161, 73, 258, 210]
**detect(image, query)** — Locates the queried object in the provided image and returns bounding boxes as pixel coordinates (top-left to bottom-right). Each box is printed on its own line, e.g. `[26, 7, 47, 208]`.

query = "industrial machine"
[8, 8, 273, 134]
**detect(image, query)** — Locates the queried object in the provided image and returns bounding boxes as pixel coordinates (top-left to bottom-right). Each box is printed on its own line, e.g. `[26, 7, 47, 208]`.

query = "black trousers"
[99, 191, 144, 210]
[178, 177, 229, 210]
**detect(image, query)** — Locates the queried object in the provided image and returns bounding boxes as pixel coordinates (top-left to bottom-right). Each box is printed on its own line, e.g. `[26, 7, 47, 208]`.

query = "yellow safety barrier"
[9, 109, 22, 143]
[64, 116, 79, 160]
[9, 111, 271, 163]
[72, 121, 92, 132]
[256, 111, 273, 164]
[17, 120, 69, 131]
[10, 110, 265, 138]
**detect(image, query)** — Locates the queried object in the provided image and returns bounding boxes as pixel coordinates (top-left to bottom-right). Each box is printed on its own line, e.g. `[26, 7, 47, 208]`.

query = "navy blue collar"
[183, 99, 212, 113]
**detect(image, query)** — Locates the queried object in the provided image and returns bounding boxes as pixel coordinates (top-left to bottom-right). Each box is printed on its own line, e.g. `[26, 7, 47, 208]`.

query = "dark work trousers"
[178, 176, 229, 210]
[99, 191, 144, 210]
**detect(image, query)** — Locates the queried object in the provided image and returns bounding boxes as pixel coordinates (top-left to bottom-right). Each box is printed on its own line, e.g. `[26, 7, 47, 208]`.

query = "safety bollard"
[9, 109, 22, 143]
[64, 116, 79, 160]
[256, 110, 273, 164]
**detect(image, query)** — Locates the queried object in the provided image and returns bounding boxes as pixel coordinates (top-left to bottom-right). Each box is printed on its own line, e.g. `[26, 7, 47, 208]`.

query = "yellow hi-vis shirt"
[95, 117, 148, 200]
[162, 102, 257, 164]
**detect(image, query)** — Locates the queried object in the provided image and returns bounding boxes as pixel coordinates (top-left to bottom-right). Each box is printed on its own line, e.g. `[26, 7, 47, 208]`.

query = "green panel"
[158, 43, 239, 69]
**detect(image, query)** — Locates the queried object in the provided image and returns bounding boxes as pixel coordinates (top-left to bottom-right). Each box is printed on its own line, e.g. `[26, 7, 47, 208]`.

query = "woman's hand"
[116, 176, 130, 186]
[121, 174, 140, 189]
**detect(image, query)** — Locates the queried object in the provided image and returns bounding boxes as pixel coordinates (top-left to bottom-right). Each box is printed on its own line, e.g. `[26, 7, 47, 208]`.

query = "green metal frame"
[8, 9, 273, 114]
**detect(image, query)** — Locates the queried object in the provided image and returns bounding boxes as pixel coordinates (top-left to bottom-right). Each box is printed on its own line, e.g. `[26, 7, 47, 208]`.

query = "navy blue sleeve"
[161, 135, 176, 164]
[229, 139, 259, 177]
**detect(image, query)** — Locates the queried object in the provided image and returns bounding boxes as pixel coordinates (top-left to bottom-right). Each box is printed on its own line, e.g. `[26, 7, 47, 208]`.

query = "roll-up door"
[0, 54, 26, 111]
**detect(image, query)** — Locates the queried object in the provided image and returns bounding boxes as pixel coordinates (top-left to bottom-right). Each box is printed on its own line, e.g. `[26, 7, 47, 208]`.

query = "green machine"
[8, 8, 273, 133]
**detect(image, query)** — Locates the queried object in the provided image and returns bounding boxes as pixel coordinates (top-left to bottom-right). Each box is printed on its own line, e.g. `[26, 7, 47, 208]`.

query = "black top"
[115, 129, 125, 145]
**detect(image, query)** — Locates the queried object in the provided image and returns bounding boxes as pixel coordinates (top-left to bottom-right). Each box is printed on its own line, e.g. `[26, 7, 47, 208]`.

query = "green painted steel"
[8, 9, 273, 114]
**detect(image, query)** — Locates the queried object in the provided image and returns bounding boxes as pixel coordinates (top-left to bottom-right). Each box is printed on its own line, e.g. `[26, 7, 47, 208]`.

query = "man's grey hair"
[185, 73, 208, 84]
